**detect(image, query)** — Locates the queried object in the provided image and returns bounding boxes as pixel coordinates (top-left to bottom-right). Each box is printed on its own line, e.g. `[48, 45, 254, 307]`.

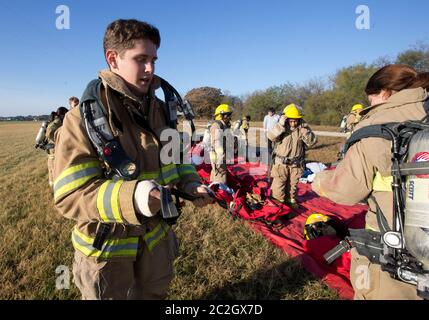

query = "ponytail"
[410, 72, 429, 91]
[365, 64, 418, 95]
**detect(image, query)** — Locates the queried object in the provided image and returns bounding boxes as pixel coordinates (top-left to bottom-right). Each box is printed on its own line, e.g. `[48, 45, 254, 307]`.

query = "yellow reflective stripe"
[97, 180, 124, 223]
[74, 227, 138, 246]
[215, 147, 224, 154]
[111, 180, 124, 223]
[162, 163, 176, 171]
[372, 172, 393, 192]
[177, 164, 200, 181]
[97, 181, 110, 222]
[177, 164, 197, 175]
[209, 151, 217, 163]
[138, 171, 160, 180]
[54, 161, 100, 185]
[143, 221, 170, 252]
[160, 164, 180, 185]
[54, 161, 102, 201]
[72, 227, 138, 259]
[365, 223, 377, 231]
[178, 170, 198, 177]
[137, 164, 181, 185]
[54, 175, 99, 202]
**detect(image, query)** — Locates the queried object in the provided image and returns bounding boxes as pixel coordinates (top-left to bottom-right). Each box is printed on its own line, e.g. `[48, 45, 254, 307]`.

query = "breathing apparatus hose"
[382, 125, 404, 240]
[159, 78, 197, 147]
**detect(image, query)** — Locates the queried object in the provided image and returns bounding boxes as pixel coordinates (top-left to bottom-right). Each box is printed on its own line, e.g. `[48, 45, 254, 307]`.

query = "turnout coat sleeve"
[312, 137, 390, 206]
[210, 121, 225, 164]
[52, 107, 141, 226]
[300, 123, 317, 147]
[267, 122, 286, 142]
[46, 118, 61, 145]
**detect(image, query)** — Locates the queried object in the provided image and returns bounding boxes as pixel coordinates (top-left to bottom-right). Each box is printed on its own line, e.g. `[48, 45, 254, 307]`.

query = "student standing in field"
[267, 104, 316, 208]
[344, 103, 364, 136]
[209, 104, 234, 184]
[68, 96, 79, 109]
[313, 65, 429, 299]
[45, 107, 68, 188]
[263, 107, 280, 157]
[53, 19, 212, 300]
[239, 115, 251, 161]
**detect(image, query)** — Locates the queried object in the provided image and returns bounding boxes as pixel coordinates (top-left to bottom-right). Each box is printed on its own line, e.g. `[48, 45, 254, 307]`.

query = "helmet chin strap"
[222, 115, 231, 123]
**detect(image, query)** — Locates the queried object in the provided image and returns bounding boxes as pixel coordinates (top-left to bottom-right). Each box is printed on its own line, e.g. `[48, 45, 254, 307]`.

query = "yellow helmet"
[303, 213, 337, 240]
[351, 104, 364, 112]
[283, 103, 303, 119]
[214, 104, 232, 120]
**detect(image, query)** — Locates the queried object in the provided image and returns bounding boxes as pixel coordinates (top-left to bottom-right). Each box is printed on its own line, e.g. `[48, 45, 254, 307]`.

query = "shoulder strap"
[343, 123, 398, 154]
[79, 79, 114, 147]
[423, 97, 429, 120]
[159, 77, 196, 146]
[215, 120, 225, 130]
[159, 78, 178, 129]
[79, 79, 139, 180]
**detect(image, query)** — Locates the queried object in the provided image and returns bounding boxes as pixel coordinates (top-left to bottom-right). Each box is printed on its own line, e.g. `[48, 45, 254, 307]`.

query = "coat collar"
[359, 87, 428, 117]
[98, 69, 161, 103]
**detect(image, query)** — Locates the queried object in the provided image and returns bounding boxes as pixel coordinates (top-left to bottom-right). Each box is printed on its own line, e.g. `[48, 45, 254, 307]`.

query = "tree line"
[185, 43, 429, 125]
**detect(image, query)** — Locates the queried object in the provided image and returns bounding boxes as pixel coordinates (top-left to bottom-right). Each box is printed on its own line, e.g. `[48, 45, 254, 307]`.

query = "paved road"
[194, 125, 347, 138]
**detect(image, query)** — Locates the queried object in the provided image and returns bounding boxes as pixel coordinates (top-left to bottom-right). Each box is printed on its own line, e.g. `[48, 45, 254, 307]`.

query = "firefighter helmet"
[304, 213, 338, 240]
[214, 104, 233, 120]
[351, 104, 364, 112]
[283, 104, 303, 119]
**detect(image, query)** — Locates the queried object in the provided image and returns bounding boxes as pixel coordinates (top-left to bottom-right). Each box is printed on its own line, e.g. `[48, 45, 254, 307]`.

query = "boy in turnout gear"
[267, 104, 316, 207]
[239, 115, 251, 141]
[337, 103, 365, 160]
[264, 108, 280, 158]
[239, 115, 251, 161]
[313, 65, 429, 300]
[209, 104, 235, 184]
[232, 115, 251, 161]
[35, 111, 55, 147]
[45, 107, 68, 187]
[53, 19, 212, 300]
[68, 96, 79, 109]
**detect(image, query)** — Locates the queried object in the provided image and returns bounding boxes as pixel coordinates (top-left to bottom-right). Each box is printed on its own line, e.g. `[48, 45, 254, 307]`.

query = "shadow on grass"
[197, 258, 328, 300]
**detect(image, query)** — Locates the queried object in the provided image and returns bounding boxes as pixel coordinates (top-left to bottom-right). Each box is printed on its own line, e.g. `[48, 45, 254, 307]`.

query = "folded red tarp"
[196, 160, 367, 300]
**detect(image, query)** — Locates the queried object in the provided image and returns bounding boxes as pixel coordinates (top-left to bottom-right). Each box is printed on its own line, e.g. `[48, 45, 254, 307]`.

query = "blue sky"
[0, 0, 428, 116]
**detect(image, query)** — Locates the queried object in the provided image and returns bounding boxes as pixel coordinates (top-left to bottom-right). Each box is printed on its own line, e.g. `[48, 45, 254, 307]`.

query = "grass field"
[0, 122, 345, 300]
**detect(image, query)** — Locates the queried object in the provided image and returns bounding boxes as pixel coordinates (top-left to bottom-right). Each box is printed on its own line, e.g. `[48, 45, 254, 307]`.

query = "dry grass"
[307, 136, 344, 164]
[0, 122, 344, 300]
[0, 122, 79, 299]
[169, 207, 338, 300]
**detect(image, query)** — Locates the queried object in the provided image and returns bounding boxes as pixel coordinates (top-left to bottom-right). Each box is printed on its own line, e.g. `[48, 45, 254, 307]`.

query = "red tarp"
[196, 160, 367, 300]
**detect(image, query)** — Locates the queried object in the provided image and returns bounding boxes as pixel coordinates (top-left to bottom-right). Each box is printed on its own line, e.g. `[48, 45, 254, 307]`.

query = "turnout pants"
[72, 228, 179, 300]
[270, 163, 303, 202]
[350, 248, 421, 300]
[210, 164, 227, 184]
